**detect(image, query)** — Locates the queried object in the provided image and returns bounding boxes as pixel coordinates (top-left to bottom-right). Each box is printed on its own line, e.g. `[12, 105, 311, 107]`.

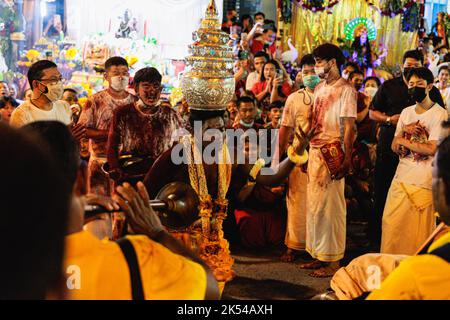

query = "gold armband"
[287, 146, 309, 166]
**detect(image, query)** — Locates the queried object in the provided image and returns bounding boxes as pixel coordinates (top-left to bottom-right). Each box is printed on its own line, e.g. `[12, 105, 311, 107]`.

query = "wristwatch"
[386, 116, 391, 126]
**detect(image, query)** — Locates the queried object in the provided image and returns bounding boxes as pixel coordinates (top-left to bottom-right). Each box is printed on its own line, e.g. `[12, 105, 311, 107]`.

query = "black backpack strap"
[429, 243, 450, 263]
[116, 237, 145, 300]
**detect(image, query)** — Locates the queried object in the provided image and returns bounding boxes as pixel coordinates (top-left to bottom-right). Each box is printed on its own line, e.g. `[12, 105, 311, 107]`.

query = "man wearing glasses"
[10, 60, 75, 130]
[78, 56, 137, 197]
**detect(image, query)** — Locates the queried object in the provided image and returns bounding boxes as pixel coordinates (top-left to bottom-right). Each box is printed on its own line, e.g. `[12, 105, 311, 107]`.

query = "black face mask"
[408, 87, 427, 103]
[355, 84, 362, 91]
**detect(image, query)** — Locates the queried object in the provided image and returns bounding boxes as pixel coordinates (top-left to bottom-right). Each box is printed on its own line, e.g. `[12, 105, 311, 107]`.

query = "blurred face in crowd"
[269, 106, 283, 126]
[62, 90, 78, 105]
[342, 65, 356, 80]
[137, 81, 162, 107]
[263, 29, 275, 44]
[242, 17, 251, 29]
[0, 102, 15, 124]
[0, 82, 9, 97]
[438, 68, 450, 87]
[254, 56, 267, 74]
[263, 63, 277, 80]
[9, 85, 17, 99]
[351, 73, 364, 91]
[363, 79, 379, 98]
[227, 100, 238, 122]
[255, 14, 264, 24]
[239, 101, 257, 125]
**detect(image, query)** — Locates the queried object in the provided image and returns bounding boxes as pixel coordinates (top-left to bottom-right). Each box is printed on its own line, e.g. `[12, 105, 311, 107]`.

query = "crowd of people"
[1, 9, 450, 300]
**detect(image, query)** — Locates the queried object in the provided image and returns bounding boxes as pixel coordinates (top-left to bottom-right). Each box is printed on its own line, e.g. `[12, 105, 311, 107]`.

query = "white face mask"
[364, 87, 378, 98]
[342, 72, 350, 80]
[41, 81, 64, 102]
[110, 76, 129, 92]
[314, 67, 325, 77]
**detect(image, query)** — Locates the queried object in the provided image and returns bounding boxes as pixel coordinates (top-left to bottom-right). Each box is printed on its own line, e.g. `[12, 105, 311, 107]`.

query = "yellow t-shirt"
[64, 231, 207, 300]
[367, 232, 450, 300]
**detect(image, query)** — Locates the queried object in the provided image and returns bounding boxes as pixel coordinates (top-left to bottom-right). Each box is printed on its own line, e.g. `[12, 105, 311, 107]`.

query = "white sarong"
[381, 180, 436, 255]
[306, 147, 346, 262]
[285, 166, 308, 250]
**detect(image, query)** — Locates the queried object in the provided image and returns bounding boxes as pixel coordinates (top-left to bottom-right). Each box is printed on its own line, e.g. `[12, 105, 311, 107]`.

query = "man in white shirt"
[383, 67, 448, 255]
[246, 51, 269, 92]
[10, 60, 84, 137]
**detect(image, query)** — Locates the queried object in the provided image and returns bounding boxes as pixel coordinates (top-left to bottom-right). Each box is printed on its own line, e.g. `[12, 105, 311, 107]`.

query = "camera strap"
[116, 237, 145, 300]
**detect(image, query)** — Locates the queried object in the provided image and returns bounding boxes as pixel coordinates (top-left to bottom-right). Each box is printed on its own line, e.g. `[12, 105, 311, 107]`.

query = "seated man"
[107, 67, 184, 185]
[368, 133, 450, 299]
[232, 138, 287, 248]
[23, 121, 220, 300]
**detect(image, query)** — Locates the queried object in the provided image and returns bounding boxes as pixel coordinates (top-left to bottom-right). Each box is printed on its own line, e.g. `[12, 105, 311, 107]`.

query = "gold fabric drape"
[284, 0, 419, 67]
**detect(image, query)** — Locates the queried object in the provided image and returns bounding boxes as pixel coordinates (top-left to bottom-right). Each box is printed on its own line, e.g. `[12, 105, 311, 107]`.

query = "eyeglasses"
[38, 77, 63, 85]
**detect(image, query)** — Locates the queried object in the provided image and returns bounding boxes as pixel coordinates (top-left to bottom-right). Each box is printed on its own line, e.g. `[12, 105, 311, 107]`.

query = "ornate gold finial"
[182, 0, 235, 111]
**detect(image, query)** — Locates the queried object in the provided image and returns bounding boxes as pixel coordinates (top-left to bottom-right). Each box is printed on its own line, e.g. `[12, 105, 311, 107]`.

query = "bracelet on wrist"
[287, 146, 309, 166]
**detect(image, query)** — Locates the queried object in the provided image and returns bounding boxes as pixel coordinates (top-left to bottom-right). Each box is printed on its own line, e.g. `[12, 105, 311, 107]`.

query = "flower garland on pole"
[365, 0, 418, 18]
[294, 0, 340, 14]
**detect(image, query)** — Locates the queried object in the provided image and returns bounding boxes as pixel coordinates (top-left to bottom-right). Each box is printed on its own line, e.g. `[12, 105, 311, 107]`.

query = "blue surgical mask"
[303, 75, 321, 90]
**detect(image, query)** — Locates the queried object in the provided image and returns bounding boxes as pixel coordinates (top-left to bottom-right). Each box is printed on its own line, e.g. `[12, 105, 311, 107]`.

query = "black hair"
[444, 53, 450, 63]
[344, 61, 360, 73]
[241, 90, 256, 100]
[437, 134, 450, 206]
[254, 51, 270, 62]
[406, 67, 435, 85]
[313, 43, 346, 72]
[263, 19, 277, 33]
[363, 76, 381, 87]
[254, 12, 265, 19]
[348, 70, 364, 81]
[63, 88, 78, 95]
[0, 124, 71, 299]
[105, 56, 129, 70]
[402, 49, 424, 65]
[21, 121, 80, 188]
[300, 54, 315, 69]
[27, 60, 58, 90]
[0, 96, 19, 109]
[188, 109, 225, 129]
[237, 95, 256, 109]
[133, 67, 162, 88]
[240, 14, 253, 31]
[260, 59, 281, 82]
[438, 65, 449, 75]
[268, 100, 284, 110]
